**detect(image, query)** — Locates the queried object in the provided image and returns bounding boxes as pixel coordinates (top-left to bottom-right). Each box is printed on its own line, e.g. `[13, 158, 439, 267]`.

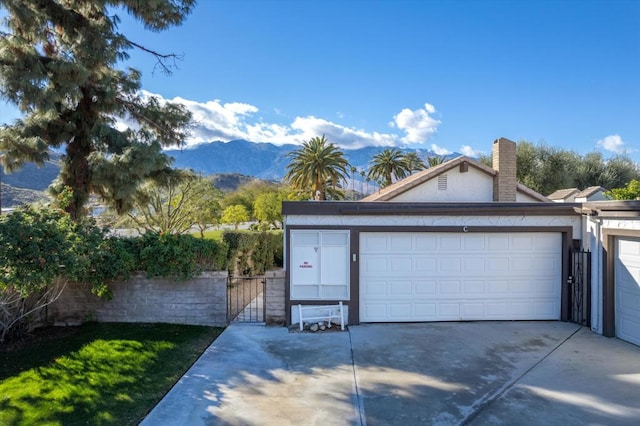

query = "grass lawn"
[0, 323, 224, 425]
[199, 229, 225, 241]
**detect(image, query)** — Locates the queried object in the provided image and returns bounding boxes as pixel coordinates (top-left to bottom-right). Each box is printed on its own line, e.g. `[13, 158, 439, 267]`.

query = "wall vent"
[438, 174, 447, 191]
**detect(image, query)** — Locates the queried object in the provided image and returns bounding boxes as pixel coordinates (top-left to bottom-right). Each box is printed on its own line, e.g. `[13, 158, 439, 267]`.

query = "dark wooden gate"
[227, 276, 265, 323]
[569, 249, 591, 327]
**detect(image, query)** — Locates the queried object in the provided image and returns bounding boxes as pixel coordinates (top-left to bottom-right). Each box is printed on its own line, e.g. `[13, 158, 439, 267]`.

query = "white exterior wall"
[516, 191, 542, 202]
[583, 215, 603, 334]
[391, 168, 494, 202]
[286, 214, 582, 237]
[583, 215, 640, 336]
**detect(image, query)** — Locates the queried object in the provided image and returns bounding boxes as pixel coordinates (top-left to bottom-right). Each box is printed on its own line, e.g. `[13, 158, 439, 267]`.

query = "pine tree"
[0, 1, 195, 220]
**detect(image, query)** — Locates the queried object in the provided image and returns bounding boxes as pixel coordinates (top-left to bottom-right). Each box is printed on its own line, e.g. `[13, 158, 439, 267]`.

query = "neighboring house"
[575, 186, 606, 202]
[362, 138, 549, 203]
[282, 137, 640, 347]
[548, 188, 580, 203]
[581, 202, 640, 346]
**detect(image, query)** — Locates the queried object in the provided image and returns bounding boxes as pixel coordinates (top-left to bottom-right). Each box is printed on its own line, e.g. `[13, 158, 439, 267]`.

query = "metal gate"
[568, 249, 591, 326]
[227, 276, 265, 323]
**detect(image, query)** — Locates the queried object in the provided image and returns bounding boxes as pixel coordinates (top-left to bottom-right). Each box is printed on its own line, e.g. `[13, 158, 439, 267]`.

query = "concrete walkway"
[141, 322, 640, 426]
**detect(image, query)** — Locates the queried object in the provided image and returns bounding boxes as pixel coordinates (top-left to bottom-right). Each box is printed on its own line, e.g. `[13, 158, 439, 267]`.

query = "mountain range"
[1, 140, 449, 207]
[165, 140, 447, 180]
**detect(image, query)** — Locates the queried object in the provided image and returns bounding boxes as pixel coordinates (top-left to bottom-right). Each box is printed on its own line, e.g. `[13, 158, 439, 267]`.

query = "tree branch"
[128, 40, 184, 76]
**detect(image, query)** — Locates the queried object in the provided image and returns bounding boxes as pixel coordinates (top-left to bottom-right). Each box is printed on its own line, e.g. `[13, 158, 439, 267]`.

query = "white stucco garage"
[359, 231, 562, 322]
[615, 237, 640, 346]
[584, 204, 640, 347]
[282, 138, 640, 347]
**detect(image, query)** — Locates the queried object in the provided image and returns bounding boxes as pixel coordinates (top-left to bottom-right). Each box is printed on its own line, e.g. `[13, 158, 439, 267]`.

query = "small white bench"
[298, 301, 345, 331]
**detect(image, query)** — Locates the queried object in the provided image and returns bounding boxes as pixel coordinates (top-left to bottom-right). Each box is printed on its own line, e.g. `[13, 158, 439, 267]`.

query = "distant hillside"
[1, 153, 61, 191]
[209, 173, 266, 192]
[166, 139, 447, 180]
[1, 183, 49, 208]
[0, 141, 451, 207]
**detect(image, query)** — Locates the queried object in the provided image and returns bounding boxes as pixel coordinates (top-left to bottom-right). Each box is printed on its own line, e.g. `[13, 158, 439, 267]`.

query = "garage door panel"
[488, 235, 510, 250]
[390, 281, 412, 296]
[363, 304, 387, 319]
[439, 281, 460, 295]
[462, 280, 485, 295]
[463, 236, 485, 250]
[414, 303, 437, 317]
[415, 257, 437, 272]
[362, 256, 388, 273]
[391, 257, 412, 272]
[362, 280, 387, 296]
[360, 232, 562, 322]
[512, 236, 535, 250]
[487, 302, 508, 316]
[464, 258, 486, 273]
[415, 281, 437, 295]
[440, 258, 462, 272]
[618, 317, 640, 345]
[462, 303, 484, 318]
[487, 258, 510, 274]
[488, 280, 509, 294]
[390, 235, 412, 250]
[440, 235, 462, 250]
[619, 238, 640, 256]
[439, 303, 460, 317]
[615, 237, 640, 346]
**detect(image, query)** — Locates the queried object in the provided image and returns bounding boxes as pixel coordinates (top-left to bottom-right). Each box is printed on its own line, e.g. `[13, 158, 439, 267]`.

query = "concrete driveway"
[141, 322, 640, 425]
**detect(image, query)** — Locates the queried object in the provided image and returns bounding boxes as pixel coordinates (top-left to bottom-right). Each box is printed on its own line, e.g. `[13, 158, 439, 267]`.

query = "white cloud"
[392, 103, 441, 144]
[460, 145, 480, 157]
[596, 134, 626, 154]
[430, 144, 451, 156]
[120, 92, 445, 151]
[289, 116, 396, 149]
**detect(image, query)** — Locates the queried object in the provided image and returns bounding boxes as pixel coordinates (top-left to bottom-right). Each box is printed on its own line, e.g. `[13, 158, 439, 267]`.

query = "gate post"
[265, 270, 285, 325]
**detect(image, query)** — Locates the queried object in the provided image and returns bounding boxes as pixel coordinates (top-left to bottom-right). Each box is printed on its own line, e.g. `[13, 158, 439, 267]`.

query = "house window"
[438, 174, 448, 190]
[290, 230, 350, 300]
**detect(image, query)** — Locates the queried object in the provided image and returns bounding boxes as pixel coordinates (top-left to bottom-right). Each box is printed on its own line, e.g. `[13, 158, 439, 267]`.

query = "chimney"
[492, 137, 517, 202]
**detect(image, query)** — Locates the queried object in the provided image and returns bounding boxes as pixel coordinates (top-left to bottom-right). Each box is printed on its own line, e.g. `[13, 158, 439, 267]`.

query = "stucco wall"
[285, 214, 582, 236]
[391, 168, 495, 202]
[583, 215, 640, 336]
[51, 271, 228, 327]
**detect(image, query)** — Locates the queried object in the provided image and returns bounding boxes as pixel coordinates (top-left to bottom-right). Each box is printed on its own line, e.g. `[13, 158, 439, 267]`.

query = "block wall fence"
[50, 270, 287, 327]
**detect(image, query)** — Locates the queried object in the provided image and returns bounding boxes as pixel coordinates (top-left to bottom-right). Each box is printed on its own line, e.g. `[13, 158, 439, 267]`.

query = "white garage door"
[360, 232, 562, 322]
[615, 237, 640, 346]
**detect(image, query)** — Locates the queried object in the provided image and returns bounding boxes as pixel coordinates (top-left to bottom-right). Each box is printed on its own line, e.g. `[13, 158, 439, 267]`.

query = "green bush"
[0, 207, 131, 297]
[0, 207, 230, 342]
[223, 231, 283, 276]
[134, 233, 228, 280]
[0, 207, 133, 341]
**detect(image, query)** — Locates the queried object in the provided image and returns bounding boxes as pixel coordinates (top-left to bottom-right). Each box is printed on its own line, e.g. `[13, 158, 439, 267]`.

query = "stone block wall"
[51, 271, 228, 327]
[265, 270, 285, 325]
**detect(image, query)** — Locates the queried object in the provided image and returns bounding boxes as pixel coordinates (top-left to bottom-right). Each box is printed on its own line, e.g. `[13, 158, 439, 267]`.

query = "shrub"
[223, 231, 283, 276]
[0, 207, 229, 342]
[134, 233, 228, 280]
[0, 207, 132, 341]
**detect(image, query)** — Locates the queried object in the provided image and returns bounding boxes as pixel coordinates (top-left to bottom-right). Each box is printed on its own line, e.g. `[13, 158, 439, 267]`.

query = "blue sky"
[1, 0, 639, 161]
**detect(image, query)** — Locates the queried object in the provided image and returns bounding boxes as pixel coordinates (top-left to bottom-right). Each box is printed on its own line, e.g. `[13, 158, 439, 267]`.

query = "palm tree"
[350, 165, 357, 199]
[426, 155, 447, 168]
[284, 135, 350, 200]
[403, 152, 426, 175]
[367, 148, 410, 187]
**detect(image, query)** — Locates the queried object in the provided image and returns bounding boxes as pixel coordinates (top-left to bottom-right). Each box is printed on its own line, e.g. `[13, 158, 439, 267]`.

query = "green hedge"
[223, 231, 283, 276]
[131, 233, 228, 280]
